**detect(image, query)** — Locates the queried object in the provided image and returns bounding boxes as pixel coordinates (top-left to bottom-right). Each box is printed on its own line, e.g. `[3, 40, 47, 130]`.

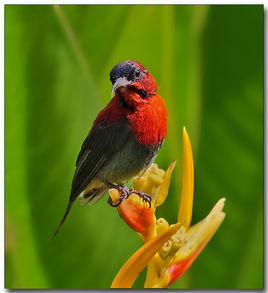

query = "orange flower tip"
[177, 127, 194, 228]
[109, 189, 155, 234]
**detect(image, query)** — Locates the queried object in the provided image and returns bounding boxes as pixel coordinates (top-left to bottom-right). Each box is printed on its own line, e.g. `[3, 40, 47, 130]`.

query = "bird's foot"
[107, 184, 151, 208]
[129, 189, 151, 208]
[107, 184, 131, 207]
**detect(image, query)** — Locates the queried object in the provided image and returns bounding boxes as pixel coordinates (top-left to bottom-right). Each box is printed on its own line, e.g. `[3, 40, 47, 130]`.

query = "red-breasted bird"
[54, 60, 167, 236]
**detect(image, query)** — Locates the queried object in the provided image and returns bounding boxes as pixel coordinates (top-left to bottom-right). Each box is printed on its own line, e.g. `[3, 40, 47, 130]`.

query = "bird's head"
[110, 60, 159, 106]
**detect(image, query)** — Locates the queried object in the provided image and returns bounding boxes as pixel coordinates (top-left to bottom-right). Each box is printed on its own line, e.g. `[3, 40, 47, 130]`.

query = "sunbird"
[54, 60, 168, 236]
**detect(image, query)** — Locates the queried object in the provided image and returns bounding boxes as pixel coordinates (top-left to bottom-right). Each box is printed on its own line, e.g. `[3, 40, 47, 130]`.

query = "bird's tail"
[53, 199, 75, 238]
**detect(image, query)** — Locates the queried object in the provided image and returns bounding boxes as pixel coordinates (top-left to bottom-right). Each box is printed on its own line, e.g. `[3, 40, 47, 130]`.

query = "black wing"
[54, 120, 130, 237]
[70, 120, 130, 200]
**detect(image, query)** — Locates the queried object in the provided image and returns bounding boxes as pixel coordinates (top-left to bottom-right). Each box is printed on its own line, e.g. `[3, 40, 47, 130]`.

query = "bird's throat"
[117, 87, 150, 109]
[126, 85, 150, 98]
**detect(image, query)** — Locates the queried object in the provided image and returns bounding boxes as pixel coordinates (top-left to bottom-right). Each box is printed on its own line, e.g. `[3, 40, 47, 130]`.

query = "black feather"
[70, 120, 130, 200]
[54, 120, 130, 235]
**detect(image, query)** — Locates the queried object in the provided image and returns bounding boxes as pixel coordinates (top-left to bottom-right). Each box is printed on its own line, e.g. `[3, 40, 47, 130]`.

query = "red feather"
[94, 92, 167, 146]
[128, 93, 167, 145]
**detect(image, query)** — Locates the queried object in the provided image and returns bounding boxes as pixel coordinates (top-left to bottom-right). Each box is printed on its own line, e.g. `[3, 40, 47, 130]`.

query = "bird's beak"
[111, 77, 133, 98]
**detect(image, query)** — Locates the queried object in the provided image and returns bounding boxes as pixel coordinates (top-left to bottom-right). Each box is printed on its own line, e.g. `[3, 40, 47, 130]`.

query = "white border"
[0, 2, 266, 293]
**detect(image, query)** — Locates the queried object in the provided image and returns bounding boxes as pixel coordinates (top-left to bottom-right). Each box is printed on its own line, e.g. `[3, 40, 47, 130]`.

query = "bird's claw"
[107, 185, 130, 207]
[131, 189, 151, 208]
[107, 185, 151, 208]
[107, 195, 126, 207]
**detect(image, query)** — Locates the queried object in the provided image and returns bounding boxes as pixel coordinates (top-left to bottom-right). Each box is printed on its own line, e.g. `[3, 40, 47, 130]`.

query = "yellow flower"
[109, 127, 226, 288]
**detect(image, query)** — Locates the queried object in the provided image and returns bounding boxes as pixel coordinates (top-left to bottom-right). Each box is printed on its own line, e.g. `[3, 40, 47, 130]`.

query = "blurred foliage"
[5, 5, 263, 289]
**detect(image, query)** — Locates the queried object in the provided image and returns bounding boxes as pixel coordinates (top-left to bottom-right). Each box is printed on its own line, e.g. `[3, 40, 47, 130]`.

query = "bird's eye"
[134, 69, 141, 79]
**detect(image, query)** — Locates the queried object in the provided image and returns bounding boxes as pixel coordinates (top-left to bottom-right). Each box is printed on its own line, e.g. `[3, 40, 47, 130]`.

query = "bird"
[54, 60, 168, 236]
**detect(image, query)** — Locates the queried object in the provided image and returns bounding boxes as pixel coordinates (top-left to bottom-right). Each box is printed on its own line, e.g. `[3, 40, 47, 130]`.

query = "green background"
[5, 5, 263, 289]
